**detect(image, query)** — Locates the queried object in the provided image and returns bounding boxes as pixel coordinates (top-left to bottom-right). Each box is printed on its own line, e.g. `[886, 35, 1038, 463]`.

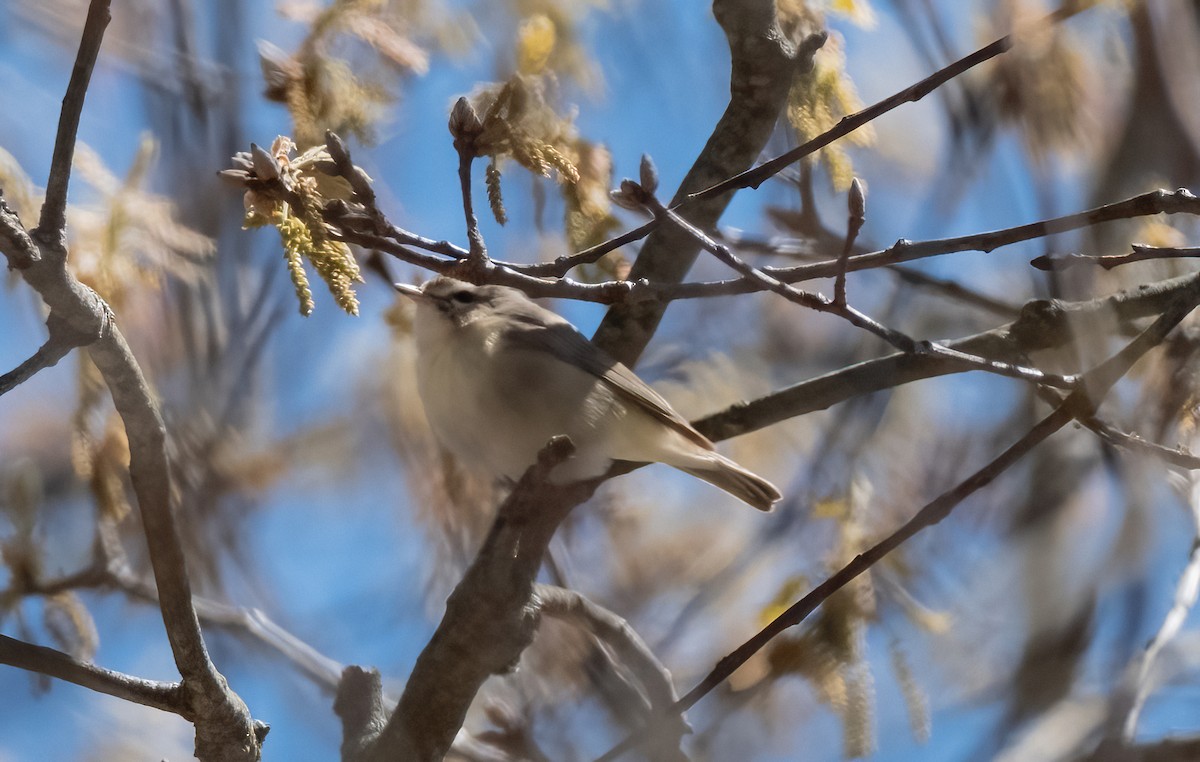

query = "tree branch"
[695, 271, 1200, 442]
[655, 188, 1200, 301]
[353, 437, 600, 762]
[590, 0, 825, 365]
[632, 182, 1080, 390]
[536, 584, 690, 760]
[0, 319, 81, 397]
[1033, 244, 1200, 272]
[0, 193, 40, 269]
[688, 3, 1084, 199]
[36, 0, 110, 237]
[0, 1, 263, 757]
[0, 634, 186, 716]
[596, 273, 1200, 761]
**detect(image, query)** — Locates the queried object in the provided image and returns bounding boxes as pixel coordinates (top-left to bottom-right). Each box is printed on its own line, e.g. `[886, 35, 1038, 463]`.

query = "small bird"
[394, 277, 781, 511]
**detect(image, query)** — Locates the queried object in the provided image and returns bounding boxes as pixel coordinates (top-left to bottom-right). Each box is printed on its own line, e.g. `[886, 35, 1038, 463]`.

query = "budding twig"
[449, 97, 489, 269]
[834, 177, 866, 307]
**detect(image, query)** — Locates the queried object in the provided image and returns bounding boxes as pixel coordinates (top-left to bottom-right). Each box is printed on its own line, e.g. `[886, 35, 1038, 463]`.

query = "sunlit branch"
[35, 0, 110, 237]
[0, 333, 75, 398]
[1032, 244, 1200, 272]
[656, 188, 1200, 301]
[0, 1, 263, 757]
[0, 635, 186, 716]
[596, 275, 1200, 761]
[633, 183, 1079, 390]
[696, 271, 1200, 442]
[687, 4, 1084, 200]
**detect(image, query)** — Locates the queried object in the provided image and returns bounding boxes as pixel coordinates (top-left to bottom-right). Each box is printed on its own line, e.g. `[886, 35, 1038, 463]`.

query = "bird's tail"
[680, 455, 781, 512]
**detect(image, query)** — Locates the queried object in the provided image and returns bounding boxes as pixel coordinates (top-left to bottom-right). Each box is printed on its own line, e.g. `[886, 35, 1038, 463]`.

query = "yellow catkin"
[486, 161, 507, 225]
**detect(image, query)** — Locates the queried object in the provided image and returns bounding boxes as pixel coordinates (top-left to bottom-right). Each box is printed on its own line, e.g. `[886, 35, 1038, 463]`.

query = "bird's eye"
[451, 290, 475, 304]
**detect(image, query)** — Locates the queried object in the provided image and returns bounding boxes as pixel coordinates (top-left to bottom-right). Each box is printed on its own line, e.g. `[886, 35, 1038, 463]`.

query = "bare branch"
[0, 1, 263, 756]
[0, 194, 40, 269]
[536, 584, 689, 760]
[358, 436, 600, 762]
[590, 1, 826, 365]
[36, 0, 111, 237]
[0, 634, 186, 716]
[833, 178, 866, 307]
[0, 326, 78, 397]
[696, 271, 1200, 442]
[1081, 420, 1200, 471]
[657, 188, 1200, 301]
[597, 274, 1200, 761]
[1033, 244, 1200, 272]
[511, 219, 658, 278]
[86, 330, 263, 758]
[688, 4, 1084, 200]
[449, 97, 488, 268]
[336, 666, 388, 762]
[716, 229, 1023, 318]
[634, 184, 1080, 390]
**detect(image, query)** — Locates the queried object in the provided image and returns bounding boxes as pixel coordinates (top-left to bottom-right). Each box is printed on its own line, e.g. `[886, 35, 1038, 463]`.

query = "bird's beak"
[393, 282, 427, 301]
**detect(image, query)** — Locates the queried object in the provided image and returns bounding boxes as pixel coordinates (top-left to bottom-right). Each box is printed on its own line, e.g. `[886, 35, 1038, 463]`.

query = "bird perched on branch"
[395, 277, 780, 511]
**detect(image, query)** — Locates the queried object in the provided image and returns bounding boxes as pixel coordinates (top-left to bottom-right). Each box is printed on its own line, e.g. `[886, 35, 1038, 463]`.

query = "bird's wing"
[503, 322, 715, 451]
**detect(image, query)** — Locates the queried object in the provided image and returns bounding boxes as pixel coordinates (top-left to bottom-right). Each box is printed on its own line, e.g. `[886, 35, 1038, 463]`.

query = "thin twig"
[37, 0, 111, 237]
[834, 178, 866, 306]
[0, 333, 76, 397]
[335, 226, 650, 304]
[694, 271, 1200, 443]
[1083, 420, 1200, 471]
[636, 187, 1080, 390]
[508, 220, 659, 277]
[687, 4, 1082, 200]
[597, 278, 1200, 761]
[654, 189, 1200, 301]
[1032, 244, 1200, 272]
[1098, 444, 1200, 744]
[458, 148, 488, 267]
[717, 229, 1023, 319]
[0, 634, 187, 716]
[446, 98, 488, 269]
[536, 584, 690, 762]
[382, 222, 467, 261]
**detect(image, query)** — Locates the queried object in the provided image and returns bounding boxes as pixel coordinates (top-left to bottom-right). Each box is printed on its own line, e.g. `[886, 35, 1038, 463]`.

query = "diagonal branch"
[590, 0, 825, 365]
[536, 584, 690, 760]
[655, 188, 1200, 301]
[1033, 244, 1200, 272]
[0, 634, 186, 716]
[596, 274, 1200, 761]
[688, 3, 1085, 200]
[354, 437, 600, 762]
[695, 271, 1200, 442]
[0, 331, 77, 397]
[36, 0, 110, 237]
[633, 183, 1079, 390]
